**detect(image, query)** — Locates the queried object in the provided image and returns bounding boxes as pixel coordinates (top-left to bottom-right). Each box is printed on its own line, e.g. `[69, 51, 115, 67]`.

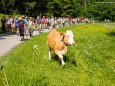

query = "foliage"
[0, 23, 115, 86]
[0, 0, 115, 20]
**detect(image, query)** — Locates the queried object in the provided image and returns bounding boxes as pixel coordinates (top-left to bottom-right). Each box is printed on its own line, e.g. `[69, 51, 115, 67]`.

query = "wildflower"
[33, 45, 38, 49]
[33, 45, 39, 56]
[44, 56, 46, 58]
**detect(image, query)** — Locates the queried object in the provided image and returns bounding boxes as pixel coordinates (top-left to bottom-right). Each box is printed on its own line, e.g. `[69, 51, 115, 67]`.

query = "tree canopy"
[0, 0, 115, 21]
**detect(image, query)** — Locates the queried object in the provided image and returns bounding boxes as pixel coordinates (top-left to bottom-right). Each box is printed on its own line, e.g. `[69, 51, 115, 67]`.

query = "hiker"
[17, 17, 25, 41]
[22, 16, 28, 33]
[46, 17, 50, 29]
[28, 17, 35, 37]
[36, 16, 41, 30]
[58, 17, 62, 28]
[50, 16, 55, 29]
[41, 16, 47, 29]
[1, 16, 6, 33]
[6, 15, 13, 34]
[14, 16, 19, 33]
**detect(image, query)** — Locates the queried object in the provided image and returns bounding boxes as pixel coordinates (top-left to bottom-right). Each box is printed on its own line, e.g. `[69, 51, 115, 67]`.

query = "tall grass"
[0, 23, 115, 86]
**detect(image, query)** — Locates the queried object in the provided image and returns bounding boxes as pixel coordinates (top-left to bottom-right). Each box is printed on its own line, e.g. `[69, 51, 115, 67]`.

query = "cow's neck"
[61, 36, 68, 46]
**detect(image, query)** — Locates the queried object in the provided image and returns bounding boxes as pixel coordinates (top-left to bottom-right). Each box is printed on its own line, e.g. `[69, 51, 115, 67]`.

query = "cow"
[47, 29, 75, 66]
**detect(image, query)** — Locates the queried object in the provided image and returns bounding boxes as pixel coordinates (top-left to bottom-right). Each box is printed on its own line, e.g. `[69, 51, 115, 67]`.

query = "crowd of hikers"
[0, 15, 93, 41]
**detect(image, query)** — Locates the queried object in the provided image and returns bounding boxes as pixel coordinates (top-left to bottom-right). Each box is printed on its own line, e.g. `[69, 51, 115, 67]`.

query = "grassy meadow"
[0, 23, 115, 86]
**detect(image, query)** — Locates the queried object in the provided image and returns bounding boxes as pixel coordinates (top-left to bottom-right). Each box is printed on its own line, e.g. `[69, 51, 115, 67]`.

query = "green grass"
[0, 23, 115, 86]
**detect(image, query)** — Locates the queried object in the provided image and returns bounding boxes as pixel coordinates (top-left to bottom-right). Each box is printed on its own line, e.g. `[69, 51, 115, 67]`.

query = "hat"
[21, 15, 25, 19]
[18, 17, 22, 20]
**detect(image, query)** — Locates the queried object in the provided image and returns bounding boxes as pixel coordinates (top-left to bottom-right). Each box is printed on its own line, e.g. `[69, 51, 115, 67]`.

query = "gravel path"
[0, 29, 51, 58]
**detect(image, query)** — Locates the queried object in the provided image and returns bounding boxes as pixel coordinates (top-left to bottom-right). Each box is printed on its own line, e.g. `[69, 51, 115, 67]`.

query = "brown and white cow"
[47, 29, 75, 66]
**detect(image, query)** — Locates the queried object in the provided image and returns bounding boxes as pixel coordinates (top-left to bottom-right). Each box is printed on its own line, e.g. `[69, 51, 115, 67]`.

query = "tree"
[0, 0, 115, 21]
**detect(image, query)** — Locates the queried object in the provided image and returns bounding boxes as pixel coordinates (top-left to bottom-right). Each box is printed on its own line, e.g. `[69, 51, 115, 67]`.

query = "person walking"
[14, 16, 19, 33]
[36, 16, 41, 30]
[6, 15, 13, 34]
[50, 16, 54, 29]
[28, 17, 35, 37]
[17, 17, 25, 41]
[22, 16, 28, 33]
[1, 16, 6, 33]
[41, 16, 47, 29]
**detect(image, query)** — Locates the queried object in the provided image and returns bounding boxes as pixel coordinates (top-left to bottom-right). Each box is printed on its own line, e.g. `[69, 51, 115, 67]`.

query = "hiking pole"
[1, 65, 9, 86]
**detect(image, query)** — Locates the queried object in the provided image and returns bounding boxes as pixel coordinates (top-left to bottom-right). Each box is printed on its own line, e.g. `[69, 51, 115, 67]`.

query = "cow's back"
[47, 29, 62, 50]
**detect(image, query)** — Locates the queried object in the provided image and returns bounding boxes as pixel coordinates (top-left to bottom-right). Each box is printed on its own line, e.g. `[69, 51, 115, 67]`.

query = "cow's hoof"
[62, 63, 65, 66]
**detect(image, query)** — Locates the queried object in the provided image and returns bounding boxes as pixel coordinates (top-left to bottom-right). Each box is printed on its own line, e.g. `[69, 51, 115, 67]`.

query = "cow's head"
[63, 30, 75, 46]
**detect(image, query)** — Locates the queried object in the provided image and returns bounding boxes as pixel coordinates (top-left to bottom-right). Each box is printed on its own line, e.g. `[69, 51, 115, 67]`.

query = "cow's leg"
[48, 50, 51, 60]
[56, 53, 65, 66]
[59, 54, 65, 66]
[47, 42, 51, 60]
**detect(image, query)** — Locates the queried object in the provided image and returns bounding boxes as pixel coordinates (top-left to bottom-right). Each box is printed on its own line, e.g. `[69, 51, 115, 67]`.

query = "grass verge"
[0, 23, 115, 86]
